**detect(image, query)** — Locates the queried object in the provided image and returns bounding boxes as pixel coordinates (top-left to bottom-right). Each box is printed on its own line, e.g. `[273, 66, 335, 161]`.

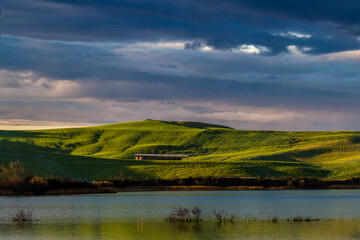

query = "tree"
[0, 161, 29, 184]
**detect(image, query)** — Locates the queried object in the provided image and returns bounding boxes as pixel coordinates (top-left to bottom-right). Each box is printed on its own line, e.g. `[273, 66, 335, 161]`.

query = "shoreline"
[1, 176, 360, 196]
[2, 184, 360, 196]
[113, 184, 360, 192]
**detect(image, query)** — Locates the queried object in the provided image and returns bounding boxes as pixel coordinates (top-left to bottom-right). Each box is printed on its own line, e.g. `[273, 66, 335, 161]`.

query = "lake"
[1, 190, 360, 239]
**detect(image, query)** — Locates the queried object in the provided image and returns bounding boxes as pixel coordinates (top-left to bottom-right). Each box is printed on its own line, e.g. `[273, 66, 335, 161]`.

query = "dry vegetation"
[166, 207, 322, 224]
[167, 206, 202, 222]
[0, 161, 30, 184]
[213, 210, 236, 223]
[12, 209, 32, 223]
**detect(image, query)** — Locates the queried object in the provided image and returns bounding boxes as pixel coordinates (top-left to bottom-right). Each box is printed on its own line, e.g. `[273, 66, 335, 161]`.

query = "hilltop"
[1, 119, 360, 181]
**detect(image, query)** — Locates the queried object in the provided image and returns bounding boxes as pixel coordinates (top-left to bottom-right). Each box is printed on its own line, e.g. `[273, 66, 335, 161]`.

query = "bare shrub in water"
[287, 216, 320, 222]
[12, 210, 32, 223]
[268, 216, 279, 223]
[167, 206, 202, 222]
[213, 210, 236, 223]
[191, 207, 202, 222]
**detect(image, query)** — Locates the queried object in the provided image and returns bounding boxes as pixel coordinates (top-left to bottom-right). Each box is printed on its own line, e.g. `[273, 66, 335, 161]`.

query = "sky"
[1, 0, 360, 130]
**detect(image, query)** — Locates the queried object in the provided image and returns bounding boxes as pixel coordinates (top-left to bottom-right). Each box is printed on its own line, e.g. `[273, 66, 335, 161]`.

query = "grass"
[1, 119, 360, 181]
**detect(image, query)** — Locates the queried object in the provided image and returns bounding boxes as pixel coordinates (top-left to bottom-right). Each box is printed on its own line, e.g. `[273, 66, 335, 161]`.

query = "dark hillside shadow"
[350, 135, 360, 143]
[122, 144, 195, 158]
[250, 148, 331, 162]
[0, 129, 107, 154]
[0, 138, 66, 154]
[141, 160, 331, 178]
[0, 140, 154, 181]
[0, 130, 58, 139]
[162, 121, 233, 129]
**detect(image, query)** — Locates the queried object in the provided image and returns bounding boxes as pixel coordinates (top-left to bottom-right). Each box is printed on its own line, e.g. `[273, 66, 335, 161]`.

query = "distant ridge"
[157, 120, 232, 129]
[93, 119, 232, 130]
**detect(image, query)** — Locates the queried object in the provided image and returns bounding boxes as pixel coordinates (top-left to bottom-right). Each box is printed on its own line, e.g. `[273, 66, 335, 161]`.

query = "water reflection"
[1, 190, 360, 239]
[2, 220, 360, 240]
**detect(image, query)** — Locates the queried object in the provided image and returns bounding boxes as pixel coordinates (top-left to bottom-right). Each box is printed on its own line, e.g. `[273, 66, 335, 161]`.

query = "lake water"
[1, 190, 360, 239]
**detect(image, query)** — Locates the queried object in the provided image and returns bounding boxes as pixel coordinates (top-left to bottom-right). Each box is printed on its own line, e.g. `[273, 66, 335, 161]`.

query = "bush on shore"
[0, 161, 97, 195]
[0, 161, 30, 184]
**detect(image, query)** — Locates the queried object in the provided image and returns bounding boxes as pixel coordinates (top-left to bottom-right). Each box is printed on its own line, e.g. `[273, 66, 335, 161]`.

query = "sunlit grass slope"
[1, 119, 360, 180]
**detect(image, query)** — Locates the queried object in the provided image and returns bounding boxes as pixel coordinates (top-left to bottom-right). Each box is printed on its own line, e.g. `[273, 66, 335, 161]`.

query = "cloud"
[233, 44, 270, 54]
[0, 119, 96, 130]
[321, 49, 360, 60]
[279, 31, 312, 39]
[1, 35, 359, 109]
[2, 1, 360, 130]
[201, 109, 302, 123]
[1, 98, 359, 131]
[3, 0, 360, 55]
[0, 69, 84, 100]
[216, 0, 360, 24]
[126, 41, 186, 50]
[184, 40, 203, 50]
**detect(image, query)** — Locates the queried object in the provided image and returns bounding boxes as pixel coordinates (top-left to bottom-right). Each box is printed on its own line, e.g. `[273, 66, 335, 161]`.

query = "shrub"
[0, 161, 30, 184]
[91, 180, 113, 187]
[191, 207, 202, 222]
[29, 176, 49, 194]
[167, 206, 202, 222]
[30, 177, 48, 187]
[268, 216, 279, 223]
[287, 216, 320, 222]
[12, 210, 32, 223]
[213, 210, 236, 223]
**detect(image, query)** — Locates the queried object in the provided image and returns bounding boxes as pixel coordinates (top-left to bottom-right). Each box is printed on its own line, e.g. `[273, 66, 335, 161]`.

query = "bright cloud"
[201, 110, 302, 123]
[287, 45, 306, 56]
[0, 119, 96, 130]
[233, 44, 270, 54]
[322, 49, 360, 61]
[280, 31, 312, 39]
[200, 45, 215, 52]
[129, 41, 186, 50]
[0, 70, 83, 100]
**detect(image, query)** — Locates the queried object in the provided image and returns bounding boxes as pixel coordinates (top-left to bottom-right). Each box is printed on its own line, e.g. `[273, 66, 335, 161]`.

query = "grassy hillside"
[1, 119, 360, 181]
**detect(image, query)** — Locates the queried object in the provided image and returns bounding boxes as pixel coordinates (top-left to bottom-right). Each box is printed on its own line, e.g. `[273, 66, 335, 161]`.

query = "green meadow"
[1, 119, 360, 181]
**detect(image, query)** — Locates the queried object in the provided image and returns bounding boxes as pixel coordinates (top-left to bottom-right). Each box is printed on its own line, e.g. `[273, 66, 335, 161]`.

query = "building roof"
[135, 153, 189, 158]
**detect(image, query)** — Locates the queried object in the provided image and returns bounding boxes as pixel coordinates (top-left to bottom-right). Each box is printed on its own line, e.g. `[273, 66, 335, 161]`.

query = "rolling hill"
[1, 119, 360, 181]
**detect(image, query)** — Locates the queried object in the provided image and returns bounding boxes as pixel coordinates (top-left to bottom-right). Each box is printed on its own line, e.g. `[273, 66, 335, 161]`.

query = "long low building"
[135, 154, 189, 160]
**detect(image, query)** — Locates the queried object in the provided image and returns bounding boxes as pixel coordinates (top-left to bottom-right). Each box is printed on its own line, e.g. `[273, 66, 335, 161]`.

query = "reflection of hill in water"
[1, 190, 360, 239]
[1, 220, 360, 240]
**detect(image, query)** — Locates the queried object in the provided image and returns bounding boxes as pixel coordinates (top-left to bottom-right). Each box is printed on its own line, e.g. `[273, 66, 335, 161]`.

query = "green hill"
[1, 119, 360, 181]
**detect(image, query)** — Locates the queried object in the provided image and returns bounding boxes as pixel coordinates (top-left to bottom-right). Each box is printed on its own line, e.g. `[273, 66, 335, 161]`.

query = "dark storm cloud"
[227, 0, 360, 24]
[2, 1, 360, 130]
[3, 0, 360, 55]
[184, 40, 203, 50]
[34, 0, 360, 24]
[1, 35, 357, 114]
[83, 75, 350, 112]
[0, 36, 119, 80]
